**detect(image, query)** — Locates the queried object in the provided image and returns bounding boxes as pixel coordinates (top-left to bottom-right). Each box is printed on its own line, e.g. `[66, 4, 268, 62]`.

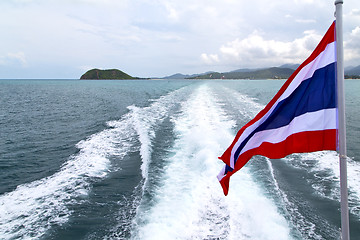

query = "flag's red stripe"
[247, 129, 337, 160]
[219, 129, 336, 196]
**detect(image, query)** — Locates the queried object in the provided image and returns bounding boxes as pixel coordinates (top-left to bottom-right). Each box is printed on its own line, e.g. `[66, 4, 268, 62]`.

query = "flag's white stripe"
[230, 42, 336, 168]
[240, 108, 337, 155]
[217, 165, 226, 181]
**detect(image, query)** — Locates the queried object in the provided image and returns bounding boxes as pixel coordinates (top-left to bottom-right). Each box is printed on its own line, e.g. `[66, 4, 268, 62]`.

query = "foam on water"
[266, 159, 323, 239]
[217, 85, 264, 121]
[120, 86, 190, 182]
[288, 151, 360, 218]
[104, 86, 192, 239]
[132, 83, 291, 239]
[0, 123, 130, 239]
[0, 86, 189, 239]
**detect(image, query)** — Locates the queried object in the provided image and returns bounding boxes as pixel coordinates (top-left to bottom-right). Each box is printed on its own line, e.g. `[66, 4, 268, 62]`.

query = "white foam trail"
[0, 86, 189, 239]
[120, 86, 190, 181]
[104, 86, 193, 239]
[124, 105, 153, 178]
[133, 84, 291, 240]
[266, 159, 322, 239]
[290, 151, 360, 217]
[0, 122, 131, 239]
[220, 86, 264, 120]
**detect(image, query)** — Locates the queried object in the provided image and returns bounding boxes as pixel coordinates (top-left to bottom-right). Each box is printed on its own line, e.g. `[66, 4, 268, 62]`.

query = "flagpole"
[335, 0, 350, 239]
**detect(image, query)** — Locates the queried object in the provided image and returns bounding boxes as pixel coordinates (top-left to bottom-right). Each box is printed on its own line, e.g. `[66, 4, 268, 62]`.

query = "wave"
[0, 86, 190, 239]
[285, 151, 360, 218]
[0, 123, 130, 239]
[102, 86, 193, 239]
[132, 83, 291, 239]
[121, 86, 190, 181]
[266, 159, 324, 239]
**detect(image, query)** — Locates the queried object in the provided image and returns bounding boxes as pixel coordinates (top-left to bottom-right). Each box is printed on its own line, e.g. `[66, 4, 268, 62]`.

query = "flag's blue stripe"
[234, 62, 336, 163]
[259, 62, 336, 131]
[224, 165, 233, 175]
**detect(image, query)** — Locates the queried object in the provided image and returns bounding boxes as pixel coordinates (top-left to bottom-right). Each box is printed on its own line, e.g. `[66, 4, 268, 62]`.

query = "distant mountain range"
[188, 67, 295, 80]
[345, 65, 360, 76]
[163, 64, 360, 80]
[80, 64, 360, 80]
[163, 65, 298, 80]
[162, 71, 214, 79]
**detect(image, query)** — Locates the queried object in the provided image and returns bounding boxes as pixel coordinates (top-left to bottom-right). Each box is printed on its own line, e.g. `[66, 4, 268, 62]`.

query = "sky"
[0, 0, 359, 79]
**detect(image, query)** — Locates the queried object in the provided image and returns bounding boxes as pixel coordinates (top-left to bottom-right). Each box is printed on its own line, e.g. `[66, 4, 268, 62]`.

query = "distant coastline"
[80, 67, 296, 80]
[187, 67, 294, 80]
[80, 65, 360, 80]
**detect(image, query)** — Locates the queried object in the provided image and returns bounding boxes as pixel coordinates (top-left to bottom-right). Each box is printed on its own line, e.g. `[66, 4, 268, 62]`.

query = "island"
[80, 69, 137, 80]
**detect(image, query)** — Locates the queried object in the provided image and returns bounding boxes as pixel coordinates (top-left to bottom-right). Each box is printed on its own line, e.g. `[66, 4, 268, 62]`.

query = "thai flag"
[218, 22, 337, 196]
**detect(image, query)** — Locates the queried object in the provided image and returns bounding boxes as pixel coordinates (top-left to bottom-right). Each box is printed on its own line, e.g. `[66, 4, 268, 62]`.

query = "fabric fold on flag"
[218, 21, 337, 196]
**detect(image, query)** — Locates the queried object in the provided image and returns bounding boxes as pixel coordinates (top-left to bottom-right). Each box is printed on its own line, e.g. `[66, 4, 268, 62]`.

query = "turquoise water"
[0, 79, 359, 239]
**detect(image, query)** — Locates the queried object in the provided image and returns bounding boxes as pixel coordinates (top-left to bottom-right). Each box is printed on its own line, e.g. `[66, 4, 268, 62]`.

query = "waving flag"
[218, 22, 337, 196]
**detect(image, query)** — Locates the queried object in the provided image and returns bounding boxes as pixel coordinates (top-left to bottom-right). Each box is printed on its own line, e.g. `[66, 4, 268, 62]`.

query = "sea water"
[0, 79, 359, 239]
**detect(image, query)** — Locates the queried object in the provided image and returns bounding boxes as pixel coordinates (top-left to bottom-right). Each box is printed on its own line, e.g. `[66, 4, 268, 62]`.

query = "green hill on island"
[80, 69, 136, 80]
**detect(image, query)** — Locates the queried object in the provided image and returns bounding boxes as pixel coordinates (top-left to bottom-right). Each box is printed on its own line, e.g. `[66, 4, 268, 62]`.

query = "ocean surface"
[0, 79, 359, 240]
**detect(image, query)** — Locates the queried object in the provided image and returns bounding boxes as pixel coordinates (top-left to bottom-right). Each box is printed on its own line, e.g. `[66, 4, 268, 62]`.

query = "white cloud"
[294, 0, 315, 4]
[349, 26, 360, 44]
[162, 2, 179, 21]
[295, 19, 316, 23]
[0, 52, 27, 67]
[201, 30, 323, 68]
[201, 53, 219, 65]
[283, 14, 316, 24]
[349, 8, 360, 17]
[344, 26, 360, 63]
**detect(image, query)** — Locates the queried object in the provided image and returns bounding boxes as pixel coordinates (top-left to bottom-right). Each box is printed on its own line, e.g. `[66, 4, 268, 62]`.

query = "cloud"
[200, 53, 219, 65]
[294, 0, 315, 3]
[162, 2, 180, 21]
[0, 52, 27, 67]
[349, 9, 360, 17]
[344, 26, 360, 63]
[201, 30, 323, 68]
[348, 26, 360, 47]
[295, 19, 316, 24]
[284, 14, 316, 24]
